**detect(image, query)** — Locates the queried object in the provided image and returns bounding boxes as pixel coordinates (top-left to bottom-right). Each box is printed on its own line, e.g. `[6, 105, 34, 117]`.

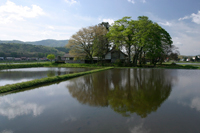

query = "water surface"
[0, 67, 92, 86]
[0, 68, 200, 133]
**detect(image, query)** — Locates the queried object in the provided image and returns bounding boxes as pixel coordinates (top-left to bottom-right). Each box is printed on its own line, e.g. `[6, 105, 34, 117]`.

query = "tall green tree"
[144, 23, 173, 65]
[66, 26, 96, 62]
[107, 17, 136, 64]
[108, 16, 173, 66]
[131, 16, 154, 66]
[93, 24, 110, 64]
[67, 25, 109, 63]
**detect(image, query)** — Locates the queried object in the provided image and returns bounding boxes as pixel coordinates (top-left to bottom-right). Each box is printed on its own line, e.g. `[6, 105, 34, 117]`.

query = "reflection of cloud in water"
[0, 98, 44, 119]
[191, 97, 200, 111]
[127, 117, 150, 133]
[177, 97, 200, 112]
[109, 82, 114, 90]
[64, 115, 77, 122]
[0, 130, 13, 133]
[130, 122, 150, 133]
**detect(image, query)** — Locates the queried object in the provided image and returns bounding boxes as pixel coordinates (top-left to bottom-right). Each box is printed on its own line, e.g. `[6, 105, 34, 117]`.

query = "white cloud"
[191, 11, 200, 24]
[128, 0, 146, 4]
[146, 12, 200, 55]
[178, 16, 190, 21]
[47, 26, 55, 30]
[65, 0, 78, 5]
[179, 11, 200, 24]
[158, 21, 172, 27]
[103, 18, 115, 25]
[128, 0, 135, 4]
[0, 0, 45, 24]
[141, 0, 146, 3]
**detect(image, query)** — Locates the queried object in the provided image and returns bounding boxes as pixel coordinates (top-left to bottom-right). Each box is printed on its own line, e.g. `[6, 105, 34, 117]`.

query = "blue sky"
[0, 0, 200, 55]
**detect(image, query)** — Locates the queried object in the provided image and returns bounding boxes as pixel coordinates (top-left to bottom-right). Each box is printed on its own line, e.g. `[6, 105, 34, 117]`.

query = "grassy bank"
[1, 62, 200, 70]
[1, 61, 200, 69]
[0, 67, 113, 93]
[0, 62, 103, 70]
[156, 64, 199, 69]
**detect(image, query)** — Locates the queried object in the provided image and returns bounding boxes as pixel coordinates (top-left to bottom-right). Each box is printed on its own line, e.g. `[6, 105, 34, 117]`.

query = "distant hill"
[0, 43, 66, 57]
[0, 39, 69, 47]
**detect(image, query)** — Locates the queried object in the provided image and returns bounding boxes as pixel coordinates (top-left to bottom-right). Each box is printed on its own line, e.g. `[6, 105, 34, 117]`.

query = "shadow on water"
[67, 68, 176, 118]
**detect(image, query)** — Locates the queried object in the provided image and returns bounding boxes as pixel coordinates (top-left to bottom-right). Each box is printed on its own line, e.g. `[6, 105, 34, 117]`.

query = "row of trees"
[67, 16, 178, 66]
[0, 43, 65, 58]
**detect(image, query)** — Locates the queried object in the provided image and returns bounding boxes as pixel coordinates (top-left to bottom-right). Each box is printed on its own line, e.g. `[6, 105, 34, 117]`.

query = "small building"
[14, 58, 22, 61]
[39, 57, 49, 61]
[105, 48, 128, 63]
[27, 58, 38, 61]
[6, 57, 14, 60]
[0, 57, 4, 60]
[21, 57, 27, 60]
[63, 53, 85, 63]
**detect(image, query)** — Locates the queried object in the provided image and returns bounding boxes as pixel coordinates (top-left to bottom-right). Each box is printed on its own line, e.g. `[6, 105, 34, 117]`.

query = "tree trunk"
[143, 52, 146, 64]
[133, 53, 138, 67]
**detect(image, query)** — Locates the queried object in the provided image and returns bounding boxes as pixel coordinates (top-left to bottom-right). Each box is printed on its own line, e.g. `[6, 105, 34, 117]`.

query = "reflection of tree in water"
[47, 71, 56, 77]
[67, 70, 112, 106]
[67, 69, 175, 118]
[109, 69, 174, 118]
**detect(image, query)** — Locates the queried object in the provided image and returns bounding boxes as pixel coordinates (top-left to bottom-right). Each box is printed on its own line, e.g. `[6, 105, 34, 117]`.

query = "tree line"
[0, 43, 66, 58]
[67, 16, 179, 66]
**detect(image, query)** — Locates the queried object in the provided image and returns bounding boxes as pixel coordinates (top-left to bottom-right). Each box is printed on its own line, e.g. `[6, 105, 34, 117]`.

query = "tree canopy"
[67, 16, 176, 66]
[66, 25, 109, 62]
[107, 16, 173, 66]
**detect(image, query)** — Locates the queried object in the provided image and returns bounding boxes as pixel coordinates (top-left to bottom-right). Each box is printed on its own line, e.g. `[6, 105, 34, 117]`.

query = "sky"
[0, 0, 200, 55]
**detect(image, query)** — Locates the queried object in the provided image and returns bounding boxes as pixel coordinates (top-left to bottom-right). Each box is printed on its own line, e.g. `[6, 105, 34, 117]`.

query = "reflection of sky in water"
[0, 67, 92, 86]
[0, 69, 200, 132]
[168, 69, 200, 112]
[0, 79, 34, 87]
[0, 97, 44, 119]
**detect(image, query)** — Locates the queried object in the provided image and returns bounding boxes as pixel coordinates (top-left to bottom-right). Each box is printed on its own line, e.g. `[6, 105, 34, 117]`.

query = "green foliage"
[55, 47, 70, 53]
[108, 16, 173, 66]
[0, 39, 69, 47]
[0, 43, 65, 57]
[47, 54, 55, 62]
[27, 39, 69, 47]
[67, 25, 108, 62]
[107, 16, 134, 63]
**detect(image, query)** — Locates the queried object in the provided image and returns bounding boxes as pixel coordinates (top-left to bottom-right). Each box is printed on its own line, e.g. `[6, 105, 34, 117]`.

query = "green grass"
[0, 67, 113, 93]
[156, 64, 199, 69]
[0, 62, 106, 70]
[1, 61, 200, 70]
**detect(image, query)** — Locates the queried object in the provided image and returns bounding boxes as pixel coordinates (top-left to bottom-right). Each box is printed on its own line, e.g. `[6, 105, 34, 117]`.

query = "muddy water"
[0, 68, 200, 133]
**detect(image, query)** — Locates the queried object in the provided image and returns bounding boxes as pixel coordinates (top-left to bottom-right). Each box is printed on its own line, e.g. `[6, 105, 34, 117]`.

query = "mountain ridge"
[0, 43, 67, 57]
[0, 39, 69, 47]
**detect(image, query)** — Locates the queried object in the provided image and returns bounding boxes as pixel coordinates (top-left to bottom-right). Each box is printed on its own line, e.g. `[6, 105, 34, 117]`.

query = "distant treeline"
[0, 39, 69, 47]
[0, 43, 69, 58]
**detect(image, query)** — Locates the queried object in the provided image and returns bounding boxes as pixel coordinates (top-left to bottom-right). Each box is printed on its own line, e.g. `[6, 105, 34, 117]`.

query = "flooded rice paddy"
[0, 68, 200, 133]
[0, 67, 92, 86]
